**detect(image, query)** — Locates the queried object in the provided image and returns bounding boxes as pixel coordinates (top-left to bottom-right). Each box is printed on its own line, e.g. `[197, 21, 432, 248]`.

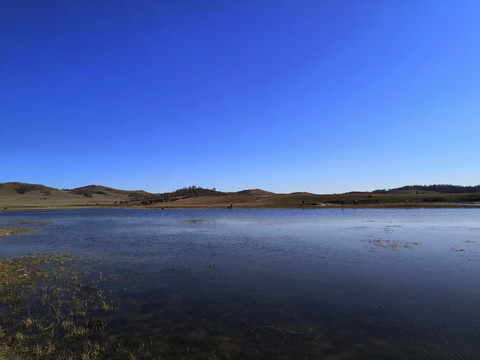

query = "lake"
[1, 209, 479, 359]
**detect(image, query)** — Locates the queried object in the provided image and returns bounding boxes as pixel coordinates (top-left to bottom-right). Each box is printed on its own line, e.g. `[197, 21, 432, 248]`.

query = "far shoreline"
[1, 203, 479, 212]
[2, 182, 480, 212]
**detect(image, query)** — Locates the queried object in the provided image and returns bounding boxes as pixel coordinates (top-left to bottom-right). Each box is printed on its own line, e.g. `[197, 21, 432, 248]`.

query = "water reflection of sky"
[1, 209, 480, 358]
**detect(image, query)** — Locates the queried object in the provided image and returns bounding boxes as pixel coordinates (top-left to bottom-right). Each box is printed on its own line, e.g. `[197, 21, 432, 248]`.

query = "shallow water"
[1, 209, 480, 359]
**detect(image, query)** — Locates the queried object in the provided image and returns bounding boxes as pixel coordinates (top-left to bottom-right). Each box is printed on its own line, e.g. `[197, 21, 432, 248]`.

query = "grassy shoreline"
[1, 202, 479, 212]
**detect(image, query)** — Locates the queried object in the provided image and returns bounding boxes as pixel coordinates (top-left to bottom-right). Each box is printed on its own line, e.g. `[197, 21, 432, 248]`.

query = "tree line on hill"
[141, 186, 228, 205]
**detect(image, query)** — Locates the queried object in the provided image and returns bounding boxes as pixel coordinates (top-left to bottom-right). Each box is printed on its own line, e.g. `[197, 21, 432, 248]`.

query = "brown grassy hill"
[142, 190, 480, 209]
[71, 185, 149, 200]
[2, 182, 480, 210]
[237, 189, 274, 195]
[0, 182, 145, 210]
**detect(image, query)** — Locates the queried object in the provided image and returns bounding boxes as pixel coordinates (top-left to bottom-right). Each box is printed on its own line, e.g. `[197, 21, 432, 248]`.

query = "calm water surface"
[1, 209, 479, 359]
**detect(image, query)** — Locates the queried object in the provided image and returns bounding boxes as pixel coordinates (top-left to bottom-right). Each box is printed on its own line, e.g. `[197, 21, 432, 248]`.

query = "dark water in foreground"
[1, 209, 480, 359]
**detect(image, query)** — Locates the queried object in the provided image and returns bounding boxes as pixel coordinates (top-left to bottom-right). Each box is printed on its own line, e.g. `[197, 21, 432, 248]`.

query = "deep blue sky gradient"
[1, 1, 479, 193]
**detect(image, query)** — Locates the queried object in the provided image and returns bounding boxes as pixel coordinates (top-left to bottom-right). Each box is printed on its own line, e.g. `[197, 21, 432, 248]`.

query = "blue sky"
[1, 1, 479, 193]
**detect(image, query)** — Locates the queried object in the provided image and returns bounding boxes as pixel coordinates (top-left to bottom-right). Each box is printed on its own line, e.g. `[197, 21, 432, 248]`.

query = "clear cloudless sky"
[1, 0, 479, 193]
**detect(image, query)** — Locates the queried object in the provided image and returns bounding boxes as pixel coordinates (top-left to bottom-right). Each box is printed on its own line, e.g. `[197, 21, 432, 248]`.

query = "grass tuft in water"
[0, 252, 134, 359]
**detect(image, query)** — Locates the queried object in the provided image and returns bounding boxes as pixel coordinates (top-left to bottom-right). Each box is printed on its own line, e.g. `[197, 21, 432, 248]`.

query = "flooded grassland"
[0, 209, 479, 359]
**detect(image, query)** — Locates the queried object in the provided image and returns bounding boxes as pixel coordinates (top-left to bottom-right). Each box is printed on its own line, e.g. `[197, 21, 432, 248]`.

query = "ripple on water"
[0, 208, 479, 359]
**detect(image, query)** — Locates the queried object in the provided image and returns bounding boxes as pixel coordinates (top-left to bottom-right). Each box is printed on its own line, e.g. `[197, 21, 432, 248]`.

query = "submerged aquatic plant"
[61, 320, 74, 331]
[0, 252, 126, 359]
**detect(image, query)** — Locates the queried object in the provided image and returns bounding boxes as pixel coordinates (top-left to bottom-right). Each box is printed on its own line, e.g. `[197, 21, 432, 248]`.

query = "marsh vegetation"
[0, 252, 160, 359]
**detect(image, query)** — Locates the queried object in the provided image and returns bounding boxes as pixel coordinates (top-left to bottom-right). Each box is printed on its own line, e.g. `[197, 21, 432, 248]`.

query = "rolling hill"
[1, 182, 480, 210]
[0, 182, 145, 210]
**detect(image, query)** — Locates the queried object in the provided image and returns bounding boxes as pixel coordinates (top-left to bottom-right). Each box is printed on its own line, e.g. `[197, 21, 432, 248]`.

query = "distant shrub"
[15, 186, 30, 194]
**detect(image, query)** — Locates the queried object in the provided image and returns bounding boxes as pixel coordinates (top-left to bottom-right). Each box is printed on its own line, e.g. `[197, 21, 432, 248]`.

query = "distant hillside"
[0, 182, 146, 209]
[0, 183, 274, 207]
[141, 186, 230, 205]
[168, 186, 229, 197]
[373, 184, 480, 194]
[237, 189, 274, 195]
[2, 181, 480, 210]
[70, 185, 150, 201]
[142, 186, 274, 204]
[0, 182, 56, 195]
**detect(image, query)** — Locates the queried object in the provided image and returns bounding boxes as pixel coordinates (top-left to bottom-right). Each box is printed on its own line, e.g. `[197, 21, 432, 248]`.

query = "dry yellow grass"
[142, 192, 480, 209]
[2, 182, 479, 210]
[0, 182, 135, 210]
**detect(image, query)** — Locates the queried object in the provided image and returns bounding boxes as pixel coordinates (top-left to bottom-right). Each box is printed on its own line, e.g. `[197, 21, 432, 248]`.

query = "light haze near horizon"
[1, 1, 479, 194]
